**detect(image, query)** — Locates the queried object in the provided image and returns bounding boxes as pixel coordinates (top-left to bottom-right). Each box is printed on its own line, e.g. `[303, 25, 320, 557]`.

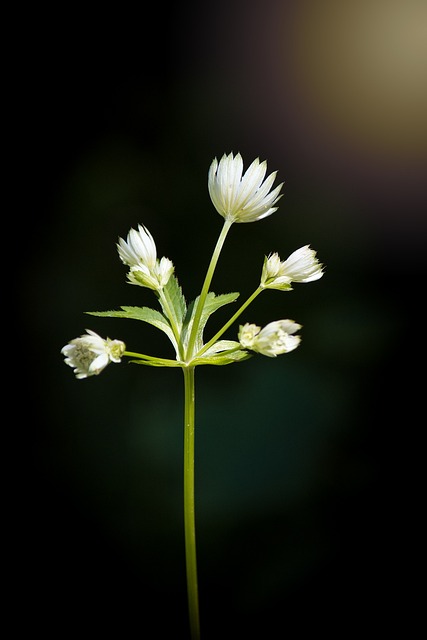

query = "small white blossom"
[208, 152, 283, 223]
[238, 320, 301, 357]
[61, 329, 126, 379]
[261, 246, 324, 290]
[117, 224, 174, 290]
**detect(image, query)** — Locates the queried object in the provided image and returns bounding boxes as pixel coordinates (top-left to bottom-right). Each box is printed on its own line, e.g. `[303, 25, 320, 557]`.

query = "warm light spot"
[290, 0, 427, 157]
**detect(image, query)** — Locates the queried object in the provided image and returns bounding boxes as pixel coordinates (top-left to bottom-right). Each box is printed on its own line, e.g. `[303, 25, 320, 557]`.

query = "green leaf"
[182, 291, 240, 353]
[86, 306, 178, 351]
[191, 341, 252, 366]
[200, 339, 242, 353]
[158, 274, 187, 330]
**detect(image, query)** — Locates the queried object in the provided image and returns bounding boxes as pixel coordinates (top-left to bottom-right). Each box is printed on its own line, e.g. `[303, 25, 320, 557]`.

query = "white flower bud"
[117, 224, 174, 290]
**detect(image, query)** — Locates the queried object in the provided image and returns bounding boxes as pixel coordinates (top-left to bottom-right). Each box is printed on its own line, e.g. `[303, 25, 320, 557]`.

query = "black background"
[16, 2, 425, 636]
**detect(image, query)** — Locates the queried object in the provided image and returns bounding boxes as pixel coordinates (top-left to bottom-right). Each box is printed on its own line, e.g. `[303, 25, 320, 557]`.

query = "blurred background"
[19, 0, 425, 636]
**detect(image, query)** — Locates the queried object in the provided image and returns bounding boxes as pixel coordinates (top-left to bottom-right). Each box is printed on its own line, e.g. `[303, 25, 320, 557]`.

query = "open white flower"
[61, 329, 126, 379]
[117, 224, 174, 290]
[238, 320, 301, 357]
[261, 246, 324, 291]
[208, 152, 283, 223]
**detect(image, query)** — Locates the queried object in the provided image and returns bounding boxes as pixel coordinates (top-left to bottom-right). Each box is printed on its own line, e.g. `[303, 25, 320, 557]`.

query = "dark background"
[18, 1, 425, 636]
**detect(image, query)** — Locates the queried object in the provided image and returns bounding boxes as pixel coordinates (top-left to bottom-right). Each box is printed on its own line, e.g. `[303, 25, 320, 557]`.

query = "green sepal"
[182, 291, 240, 354]
[262, 281, 293, 292]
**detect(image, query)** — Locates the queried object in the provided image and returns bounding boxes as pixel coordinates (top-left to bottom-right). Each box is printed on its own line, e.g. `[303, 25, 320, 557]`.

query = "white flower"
[117, 224, 174, 290]
[208, 152, 283, 223]
[61, 329, 126, 379]
[261, 246, 324, 290]
[238, 320, 301, 357]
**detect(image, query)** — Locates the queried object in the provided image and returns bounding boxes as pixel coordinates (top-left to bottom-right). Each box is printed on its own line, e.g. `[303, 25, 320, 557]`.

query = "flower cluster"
[62, 152, 324, 377]
[208, 152, 283, 223]
[117, 223, 174, 291]
[61, 330, 126, 379]
[238, 321, 302, 357]
[261, 246, 324, 291]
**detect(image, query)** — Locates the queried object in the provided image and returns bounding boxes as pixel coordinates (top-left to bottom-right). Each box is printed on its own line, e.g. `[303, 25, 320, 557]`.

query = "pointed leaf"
[191, 341, 252, 366]
[200, 339, 243, 354]
[158, 274, 187, 330]
[86, 306, 178, 350]
[182, 291, 240, 353]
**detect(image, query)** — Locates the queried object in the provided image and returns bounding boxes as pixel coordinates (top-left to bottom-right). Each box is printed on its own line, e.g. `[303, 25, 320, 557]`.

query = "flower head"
[117, 224, 174, 290]
[261, 246, 324, 291]
[61, 329, 126, 379]
[238, 320, 301, 357]
[208, 152, 283, 223]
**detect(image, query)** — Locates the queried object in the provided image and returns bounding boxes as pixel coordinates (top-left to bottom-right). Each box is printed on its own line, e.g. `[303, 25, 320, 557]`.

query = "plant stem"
[123, 351, 181, 366]
[183, 366, 200, 640]
[186, 218, 233, 360]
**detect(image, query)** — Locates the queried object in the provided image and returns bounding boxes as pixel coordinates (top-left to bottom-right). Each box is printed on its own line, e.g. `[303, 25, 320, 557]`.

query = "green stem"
[123, 351, 181, 366]
[183, 366, 200, 640]
[185, 218, 233, 360]
[195, 286, 264, 358]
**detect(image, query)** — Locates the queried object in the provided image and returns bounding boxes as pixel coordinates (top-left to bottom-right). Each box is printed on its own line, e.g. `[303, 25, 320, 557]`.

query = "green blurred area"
[19, 1, 424, 637]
